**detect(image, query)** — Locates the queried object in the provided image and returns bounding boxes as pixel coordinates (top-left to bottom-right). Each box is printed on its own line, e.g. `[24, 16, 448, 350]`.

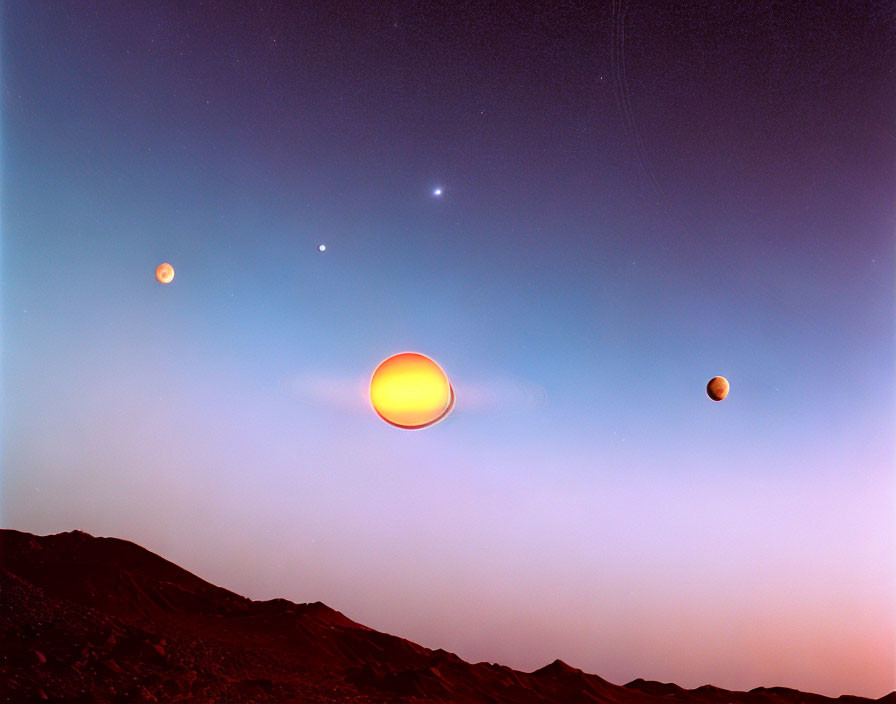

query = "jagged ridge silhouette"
[2, 529, 893, 704]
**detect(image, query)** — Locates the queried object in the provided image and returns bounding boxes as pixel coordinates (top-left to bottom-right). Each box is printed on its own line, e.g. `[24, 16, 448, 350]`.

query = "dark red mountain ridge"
[1, 529, 891, 703]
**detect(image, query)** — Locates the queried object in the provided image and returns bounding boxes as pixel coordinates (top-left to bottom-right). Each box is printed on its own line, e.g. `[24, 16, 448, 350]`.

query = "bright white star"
[433, 187, 443, 197]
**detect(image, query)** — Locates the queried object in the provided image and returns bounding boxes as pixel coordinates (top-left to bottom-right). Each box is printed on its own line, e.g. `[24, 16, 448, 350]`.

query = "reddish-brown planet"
[706, 376, 730, 401]
[155, 262, 175, 284]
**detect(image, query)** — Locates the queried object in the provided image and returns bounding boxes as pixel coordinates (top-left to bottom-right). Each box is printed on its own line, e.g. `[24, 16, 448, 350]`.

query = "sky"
[2, 0, 894, 697]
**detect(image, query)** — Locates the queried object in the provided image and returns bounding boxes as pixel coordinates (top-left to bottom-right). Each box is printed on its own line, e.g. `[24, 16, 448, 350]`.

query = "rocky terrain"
[2, 529, 892, 703]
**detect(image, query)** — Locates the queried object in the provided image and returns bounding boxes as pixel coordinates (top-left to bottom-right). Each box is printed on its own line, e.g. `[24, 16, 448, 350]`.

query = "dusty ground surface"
[2, 529, 893, 704]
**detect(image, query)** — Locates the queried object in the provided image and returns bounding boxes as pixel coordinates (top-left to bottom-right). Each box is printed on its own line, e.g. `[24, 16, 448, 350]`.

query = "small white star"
[433, 187, 443, 197]
[318, 244, 326, 252]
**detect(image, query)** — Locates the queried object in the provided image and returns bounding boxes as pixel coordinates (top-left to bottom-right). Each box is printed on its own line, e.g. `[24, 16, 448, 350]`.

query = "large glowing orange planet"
[369, 352, 455, 429]
[706, 376, 730, 401]
[155, 262, 175, 284]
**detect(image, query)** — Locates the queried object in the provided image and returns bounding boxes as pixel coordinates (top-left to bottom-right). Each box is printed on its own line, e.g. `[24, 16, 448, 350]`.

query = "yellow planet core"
[155, 262, 175, 284]
[369, 352, 454, 429]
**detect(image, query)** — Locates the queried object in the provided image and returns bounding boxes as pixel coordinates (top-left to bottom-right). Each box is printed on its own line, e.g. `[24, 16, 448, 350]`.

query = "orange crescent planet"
[155, 263, 175, 284]
[706, 376, 730, 401]
[369, 352, 454, 429]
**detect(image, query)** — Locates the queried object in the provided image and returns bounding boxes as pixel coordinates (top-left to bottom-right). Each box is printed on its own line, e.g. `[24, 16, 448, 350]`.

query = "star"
[432, 187, 443, 197]
[318, 244, 326, 252]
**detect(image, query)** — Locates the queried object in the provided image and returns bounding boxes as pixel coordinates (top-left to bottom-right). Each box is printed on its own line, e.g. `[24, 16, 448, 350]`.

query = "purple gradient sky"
[2, 1, 894, 697]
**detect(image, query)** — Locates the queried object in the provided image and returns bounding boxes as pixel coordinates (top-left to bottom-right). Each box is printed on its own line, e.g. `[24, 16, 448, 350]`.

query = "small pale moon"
[370, 352, 454, 429]
[155, 263, 175, 284]
[706, 376, 730, 401]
